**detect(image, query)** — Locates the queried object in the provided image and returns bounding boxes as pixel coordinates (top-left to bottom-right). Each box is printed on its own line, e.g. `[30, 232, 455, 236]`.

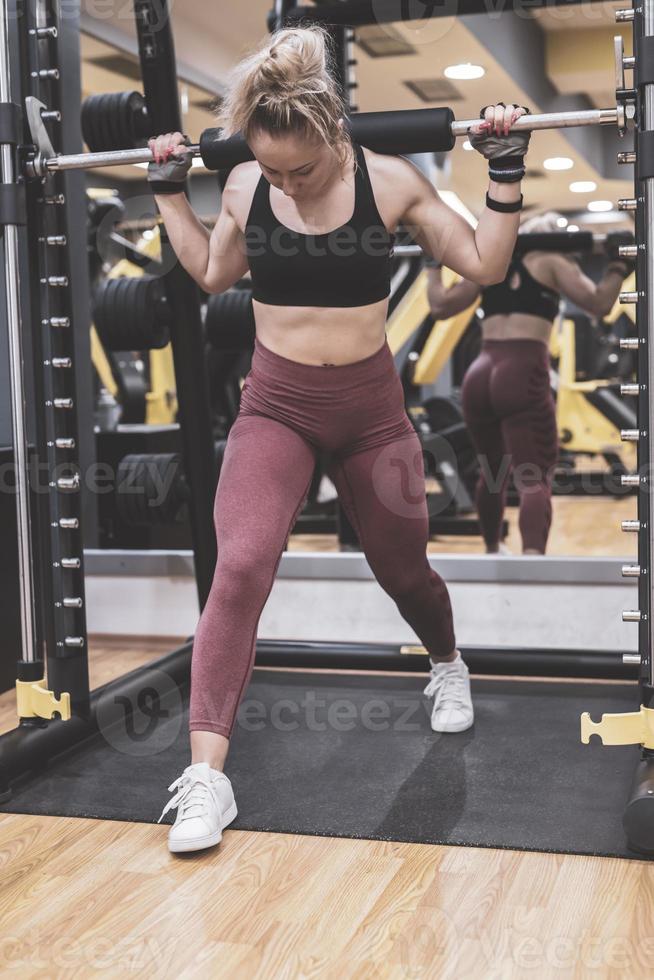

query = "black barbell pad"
[513, 231, 594, 256]
[199, 129, 252, 171]
[199, 107, 456, 171]
[637, 130, 654, 181]
[345, 108, 456, 154]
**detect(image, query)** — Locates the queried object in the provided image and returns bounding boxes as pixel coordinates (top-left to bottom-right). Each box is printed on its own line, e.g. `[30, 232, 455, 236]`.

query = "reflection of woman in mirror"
[426, 211, 634, 555]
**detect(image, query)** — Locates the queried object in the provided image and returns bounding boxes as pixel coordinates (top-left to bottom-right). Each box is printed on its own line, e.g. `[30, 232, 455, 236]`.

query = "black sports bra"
[481, 256, 561, 321]
[244, 142, 394, 308]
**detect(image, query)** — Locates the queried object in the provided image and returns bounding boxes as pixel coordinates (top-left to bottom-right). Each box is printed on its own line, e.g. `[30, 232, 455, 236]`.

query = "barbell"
[393, 230, 635, 260]
[24, 101, 625, 178]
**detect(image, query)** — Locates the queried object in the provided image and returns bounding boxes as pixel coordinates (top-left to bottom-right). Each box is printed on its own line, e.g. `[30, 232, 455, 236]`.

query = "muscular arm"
[153, 166, 250, 294]
[426, 266, 482, 318]
[549, 255, 630, 318]
[395, 157, 521, 286]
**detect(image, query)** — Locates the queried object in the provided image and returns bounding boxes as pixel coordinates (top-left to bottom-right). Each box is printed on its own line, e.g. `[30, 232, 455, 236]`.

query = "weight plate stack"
[205, 289, 256, 351]
[93, 276, 172, 350]
[81, 90, 149, 152]
[116, 453, 189, 526]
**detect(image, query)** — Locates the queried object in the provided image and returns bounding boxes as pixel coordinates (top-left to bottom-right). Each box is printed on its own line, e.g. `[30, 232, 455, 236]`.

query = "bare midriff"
[252, 295, 390, 366]
[481, 312, 553, 345]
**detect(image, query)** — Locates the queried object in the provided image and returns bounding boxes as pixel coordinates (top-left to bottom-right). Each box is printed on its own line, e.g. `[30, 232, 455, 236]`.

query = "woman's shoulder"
[222, 160, 263, 227]
[222, 160, 262, 196]
[358, 145, 426, 218]
[361, 146, 431, 198]
[359, 145, 416, 181]
[521, 251, 567, 292]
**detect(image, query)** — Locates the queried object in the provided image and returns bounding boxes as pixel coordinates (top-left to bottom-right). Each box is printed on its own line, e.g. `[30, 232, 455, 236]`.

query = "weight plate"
[95, 93, 114, 153]
[104, 92, 124, 152]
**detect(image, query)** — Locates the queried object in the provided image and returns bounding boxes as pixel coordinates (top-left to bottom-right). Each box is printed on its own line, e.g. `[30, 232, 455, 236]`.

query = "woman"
[149, 26, 530, 852]
[427, 212, 634, 556]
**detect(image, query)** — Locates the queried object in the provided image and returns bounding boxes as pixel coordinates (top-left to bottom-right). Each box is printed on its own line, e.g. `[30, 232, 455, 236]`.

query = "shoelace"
[423, 668, 468, 708]
[157, 771, 221, 825]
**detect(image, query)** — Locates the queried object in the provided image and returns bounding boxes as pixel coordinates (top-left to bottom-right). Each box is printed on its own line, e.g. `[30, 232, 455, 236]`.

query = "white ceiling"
[80, 0, 633, 229]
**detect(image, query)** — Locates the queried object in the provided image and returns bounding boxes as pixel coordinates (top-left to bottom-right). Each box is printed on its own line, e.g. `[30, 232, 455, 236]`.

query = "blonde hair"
[217, 26, 352, 168]
[519, 211, 569, 235]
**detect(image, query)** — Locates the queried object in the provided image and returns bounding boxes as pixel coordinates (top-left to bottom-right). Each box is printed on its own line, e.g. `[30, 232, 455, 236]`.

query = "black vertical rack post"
[132, 0, 217, 609]
[618, 0, 654, 850]
[20, 0, 90, 716]
[0, 0, 90, 736]
[328, 19, 363, 549]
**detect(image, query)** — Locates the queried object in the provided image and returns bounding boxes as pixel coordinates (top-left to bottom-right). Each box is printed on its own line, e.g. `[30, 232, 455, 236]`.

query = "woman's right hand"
[147, 132, 194, 192]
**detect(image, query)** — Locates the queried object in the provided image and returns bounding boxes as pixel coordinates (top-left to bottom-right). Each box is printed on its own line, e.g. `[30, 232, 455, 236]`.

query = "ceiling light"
[570, 180, 597, 193]
[579, 210, 624, 225]
[556, 217, 568, 228]
[444, 63, 485, 80]
[543, 157, 574, 171]
[567, 224, 580, 232]
[587, 200, 613, 212]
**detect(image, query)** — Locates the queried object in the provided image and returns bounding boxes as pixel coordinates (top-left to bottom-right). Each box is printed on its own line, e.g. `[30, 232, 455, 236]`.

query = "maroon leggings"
[189, 337, 456, 738]
[461, 338, 559, 554]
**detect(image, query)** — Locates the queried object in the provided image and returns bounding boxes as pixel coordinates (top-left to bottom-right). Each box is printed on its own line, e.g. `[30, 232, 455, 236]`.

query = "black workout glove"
[604, 230, 636, 276]
[147, 135, 193, 195]
[468, 103, 531, 183]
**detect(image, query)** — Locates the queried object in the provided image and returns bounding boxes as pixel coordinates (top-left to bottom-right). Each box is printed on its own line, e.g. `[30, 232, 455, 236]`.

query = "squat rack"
[0, 0, 653, 854]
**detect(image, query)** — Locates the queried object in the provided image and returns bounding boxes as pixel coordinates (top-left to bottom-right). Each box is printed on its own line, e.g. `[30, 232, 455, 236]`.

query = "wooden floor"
[2, 636, 654, 978]
[288, 491, 638, 557]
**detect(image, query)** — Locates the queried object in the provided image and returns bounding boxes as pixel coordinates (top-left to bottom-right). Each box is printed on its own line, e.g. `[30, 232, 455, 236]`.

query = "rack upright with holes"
[0, 0, 93, 799]
[618, 0, 654, 850]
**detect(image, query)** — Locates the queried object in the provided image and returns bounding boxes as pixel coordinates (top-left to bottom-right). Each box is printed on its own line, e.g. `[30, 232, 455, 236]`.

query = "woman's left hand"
[467, 102, 531, 160]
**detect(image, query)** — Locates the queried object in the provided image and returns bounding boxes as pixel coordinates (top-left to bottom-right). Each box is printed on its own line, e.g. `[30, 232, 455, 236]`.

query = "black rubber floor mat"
[0, 670, 644, 859]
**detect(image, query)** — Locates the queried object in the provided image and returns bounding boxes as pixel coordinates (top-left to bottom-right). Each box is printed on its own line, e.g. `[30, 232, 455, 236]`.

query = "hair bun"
[217, 25, 352, 169]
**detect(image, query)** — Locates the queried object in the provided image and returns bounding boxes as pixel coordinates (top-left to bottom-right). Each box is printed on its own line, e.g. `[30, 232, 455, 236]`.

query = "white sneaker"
[316, 475, 338, 503]
[157, 762, 238, 853]
[423, 653, 474, 733]
[486, 543, 512, 555]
